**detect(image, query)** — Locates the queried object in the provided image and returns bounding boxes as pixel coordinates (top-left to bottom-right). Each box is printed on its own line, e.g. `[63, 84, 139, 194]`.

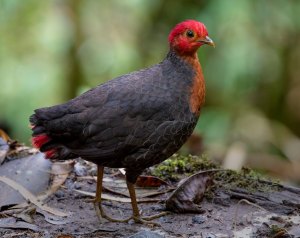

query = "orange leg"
[126, 180, 170, 226]
[85, 165, 170, 226]
[84, 166, 131, 224]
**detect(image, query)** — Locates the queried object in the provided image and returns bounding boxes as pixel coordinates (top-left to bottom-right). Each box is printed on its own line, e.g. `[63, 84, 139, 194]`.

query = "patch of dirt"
[1, 175, 299, 238]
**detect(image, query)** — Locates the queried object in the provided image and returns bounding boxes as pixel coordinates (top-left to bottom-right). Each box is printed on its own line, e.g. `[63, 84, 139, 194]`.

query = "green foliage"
[0, 0, 300, 181]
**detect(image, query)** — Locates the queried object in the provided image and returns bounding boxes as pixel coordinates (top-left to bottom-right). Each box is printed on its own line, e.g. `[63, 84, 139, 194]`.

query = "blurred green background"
[1, 0, 300, 183]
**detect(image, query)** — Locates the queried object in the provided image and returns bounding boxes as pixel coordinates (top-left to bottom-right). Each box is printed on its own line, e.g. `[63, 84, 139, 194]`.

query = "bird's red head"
[169, 20, 214, 56]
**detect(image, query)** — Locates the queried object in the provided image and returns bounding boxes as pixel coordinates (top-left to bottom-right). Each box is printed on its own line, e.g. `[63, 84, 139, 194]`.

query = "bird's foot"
[85, 198, 130, 223]
[99, 206, 132, 223]
[132, 211, 171, 227]
[83, 197, 103, 224]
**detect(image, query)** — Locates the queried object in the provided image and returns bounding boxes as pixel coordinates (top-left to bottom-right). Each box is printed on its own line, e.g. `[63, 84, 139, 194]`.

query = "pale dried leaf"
[14, 207, 36, 224]
[0, 176, 69, 217]
[10, 185, 61, 209]
[0, 217, 39, 231]
[119, 168, 126, 175]
[73, 189, 160, 203]
[51, 160, 75, 175]
[37, 207, 70, 225]
[79, 176, 172, 198]
[51, 174, 69, 188]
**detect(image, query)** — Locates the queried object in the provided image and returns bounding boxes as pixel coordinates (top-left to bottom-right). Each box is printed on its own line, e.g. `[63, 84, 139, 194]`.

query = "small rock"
[205, 233, 217, 238]
[43, 231, 50, 238]
[152, 205, 163, 211]
[55, 190, 65, 198]
[104, 168, 114, 174]
[158, 216, 164, 223]
[213, 205, 223, 211]
[192, 215, 205, 224]
[90, 168, 98, 176]
[201, 225, 212, 229]
[87, 180, 93, 184]
[75, 183, 82, 189]
[74, 163, 88, 176]
[158, 185, 166, 192]
[164, 219, 173, 223]
[284, 221, 294, 228]
[252, 227, 258, 234]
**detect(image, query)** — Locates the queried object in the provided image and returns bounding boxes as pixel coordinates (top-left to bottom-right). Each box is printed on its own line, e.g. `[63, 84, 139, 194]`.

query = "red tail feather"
[30, 134, 54, 159]
[30, 135, 51, 148]
[45, 149, 56, 159]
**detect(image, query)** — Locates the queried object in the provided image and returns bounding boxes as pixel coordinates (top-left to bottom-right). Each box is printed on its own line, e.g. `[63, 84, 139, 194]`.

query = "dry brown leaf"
[51, 160, 75, 175]
[136, 175, 169, 187]
[0, 176, 69, 217]
[166, 170, 224, 213]
[73, 189, 160, 203]
[14, 207, 36, 224]
[0, 129, 12, 142]
[3, 232, 26, 238]
[0, 137, 9, 165]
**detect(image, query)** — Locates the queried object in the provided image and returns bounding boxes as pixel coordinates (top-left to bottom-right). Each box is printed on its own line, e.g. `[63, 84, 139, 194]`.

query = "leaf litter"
[0, 176, 68, 217]
[165, 169, 224, 213]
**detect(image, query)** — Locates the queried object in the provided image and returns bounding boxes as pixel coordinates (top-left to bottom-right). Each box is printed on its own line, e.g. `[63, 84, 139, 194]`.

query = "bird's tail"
[29, 125, 55, 159]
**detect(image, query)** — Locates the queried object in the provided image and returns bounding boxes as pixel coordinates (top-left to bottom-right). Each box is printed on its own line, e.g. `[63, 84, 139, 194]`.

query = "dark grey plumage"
[30, 51, 200, 183]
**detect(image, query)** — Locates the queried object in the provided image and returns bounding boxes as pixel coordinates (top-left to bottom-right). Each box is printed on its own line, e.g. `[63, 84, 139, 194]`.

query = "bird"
[29, 19, 215, 226]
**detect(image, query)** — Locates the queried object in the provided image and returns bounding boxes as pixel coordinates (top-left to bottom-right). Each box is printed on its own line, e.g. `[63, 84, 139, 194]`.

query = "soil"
[1, 176, 299, 238]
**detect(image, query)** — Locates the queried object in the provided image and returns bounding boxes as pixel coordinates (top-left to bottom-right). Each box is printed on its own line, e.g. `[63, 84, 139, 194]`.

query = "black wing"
[30, 61, 180, 160]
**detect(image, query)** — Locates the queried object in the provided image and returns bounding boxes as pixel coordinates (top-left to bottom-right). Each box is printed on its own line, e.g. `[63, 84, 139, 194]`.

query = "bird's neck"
[167, 50, 205, 117]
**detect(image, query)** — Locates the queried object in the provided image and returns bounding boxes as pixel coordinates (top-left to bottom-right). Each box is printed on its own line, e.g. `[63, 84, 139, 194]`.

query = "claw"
[84, 197, 103, 224]
[132, 215, 162, 227]
[141, 211, 171, 221]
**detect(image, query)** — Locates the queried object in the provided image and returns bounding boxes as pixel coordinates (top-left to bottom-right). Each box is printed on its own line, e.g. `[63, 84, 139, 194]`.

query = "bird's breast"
[188, 59, 205, 117]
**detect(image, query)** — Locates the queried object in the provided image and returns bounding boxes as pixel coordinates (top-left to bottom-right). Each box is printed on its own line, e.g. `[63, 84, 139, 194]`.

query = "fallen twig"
[234, 199, 266, 238]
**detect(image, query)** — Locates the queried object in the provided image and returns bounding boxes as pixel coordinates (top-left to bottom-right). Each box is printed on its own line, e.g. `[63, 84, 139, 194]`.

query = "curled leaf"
[51, 160, 75, 175]
[135, 175, 169, 187]
[165, 170, 224, 213]
[14, 207, 36, 224]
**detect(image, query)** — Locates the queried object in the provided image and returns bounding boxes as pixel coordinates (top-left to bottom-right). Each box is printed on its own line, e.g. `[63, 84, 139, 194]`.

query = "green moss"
[213, 166, 281, 193]
[268, 225, 283, 237]
[144, 154, 281, 193]
[144, 154, 221, 181]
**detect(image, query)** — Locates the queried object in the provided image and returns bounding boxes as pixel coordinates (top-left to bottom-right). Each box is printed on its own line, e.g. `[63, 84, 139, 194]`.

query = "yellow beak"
[198, 36, 215, 48]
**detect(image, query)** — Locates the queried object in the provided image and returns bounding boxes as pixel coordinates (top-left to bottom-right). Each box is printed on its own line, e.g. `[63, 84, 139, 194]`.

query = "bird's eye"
[186, 30, 194, 38]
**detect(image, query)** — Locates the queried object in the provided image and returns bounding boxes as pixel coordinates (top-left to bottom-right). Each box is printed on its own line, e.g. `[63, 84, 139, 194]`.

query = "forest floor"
[24, 180, 300, 238]
[0, 151, 300, 238]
